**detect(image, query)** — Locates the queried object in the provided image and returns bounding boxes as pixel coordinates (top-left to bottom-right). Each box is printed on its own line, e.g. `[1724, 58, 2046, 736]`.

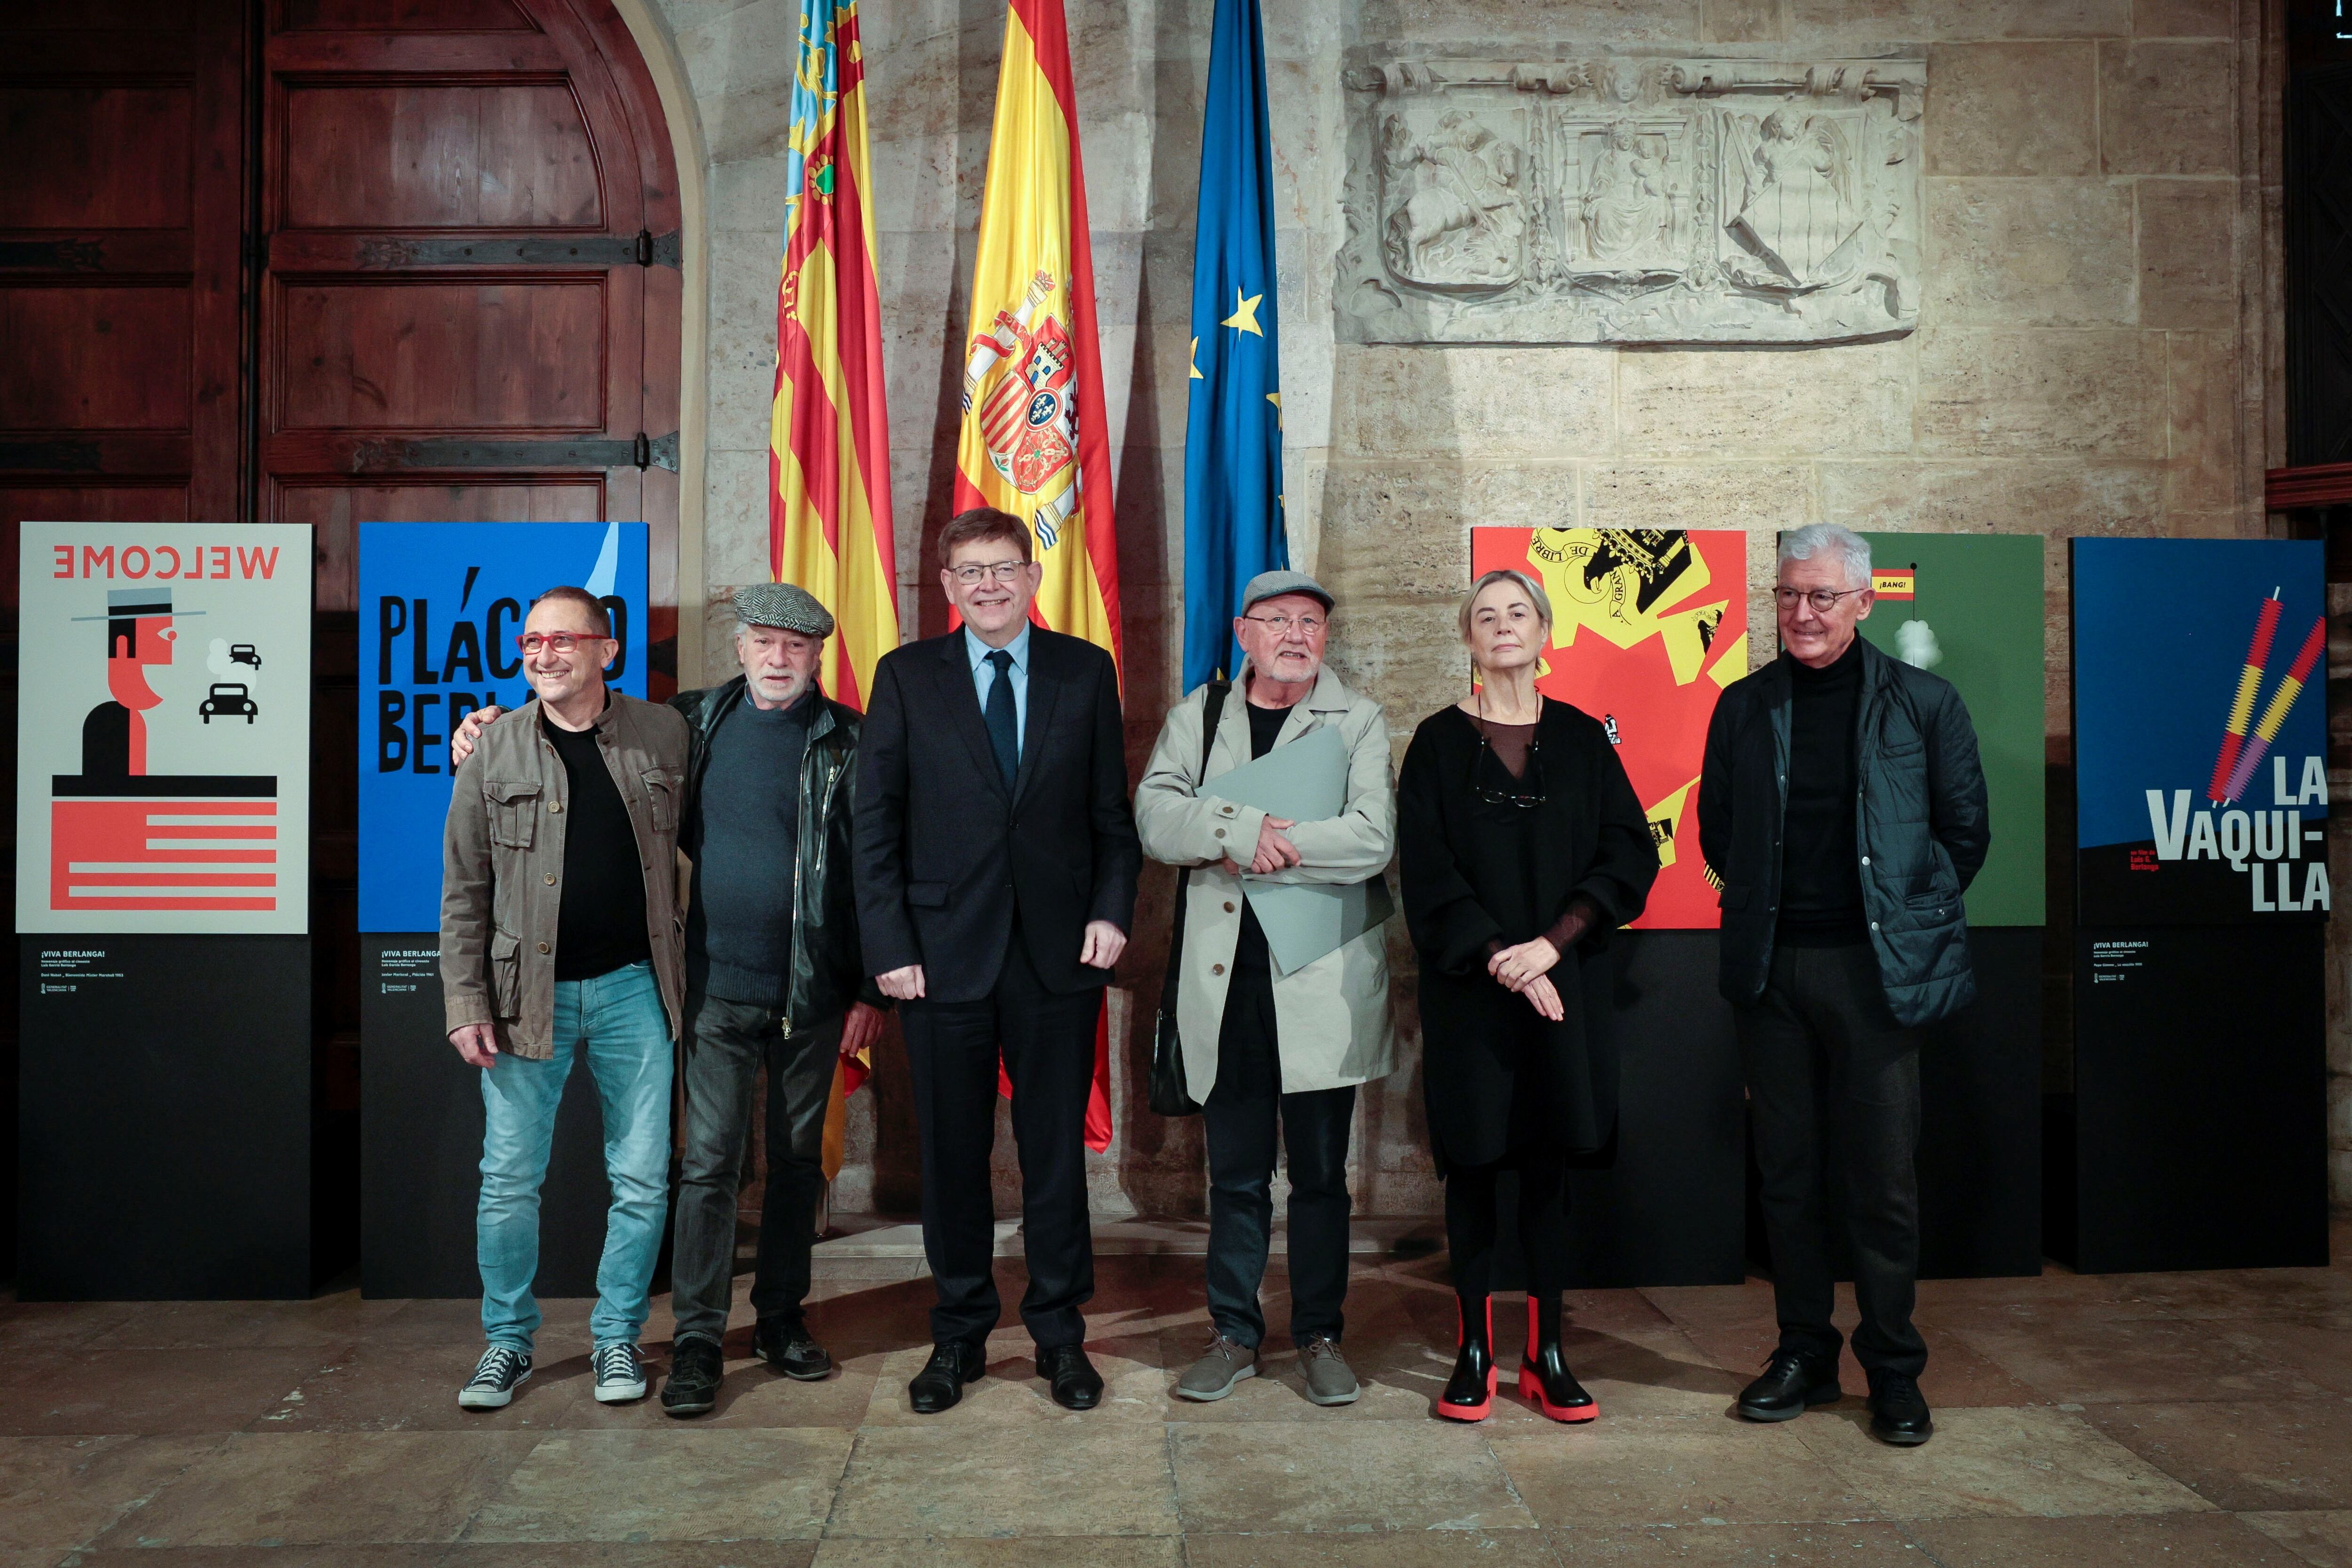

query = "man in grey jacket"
[441, 585, 691, 1412]
[1698, 523, 1989, 1449]
[1134, 570, 1396, 1409]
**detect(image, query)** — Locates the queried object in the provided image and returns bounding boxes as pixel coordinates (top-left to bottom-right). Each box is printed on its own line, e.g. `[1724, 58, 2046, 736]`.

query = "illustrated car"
[200, 682, 259, 724]
[229, 643, 262, 669]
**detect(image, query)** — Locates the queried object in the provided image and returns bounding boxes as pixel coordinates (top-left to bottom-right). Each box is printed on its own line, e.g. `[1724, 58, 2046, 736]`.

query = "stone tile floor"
[3, 1218, 2350, 1567]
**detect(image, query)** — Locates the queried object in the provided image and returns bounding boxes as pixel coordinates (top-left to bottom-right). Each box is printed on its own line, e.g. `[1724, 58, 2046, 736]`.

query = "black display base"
[1494, 930, 1748, 1290]
[359, 935, 623, 1299]
[2071, 924, 2329, 1273]
[1916, 927, 2043, 1279]
[18, 934, 316, 1299]
[1729, 931, 2048, 1285]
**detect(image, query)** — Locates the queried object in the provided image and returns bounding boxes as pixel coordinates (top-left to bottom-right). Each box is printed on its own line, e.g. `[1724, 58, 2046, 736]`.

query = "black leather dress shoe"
[908, 1340, 986, 1414]
[1036, 1344, 1104, 1410]
[1736, 1351, 1843, 1422]
[754, 1318, 833, 1381]
[1867, 1370, 1934, 1445]
[660, 1337, 723, 1418]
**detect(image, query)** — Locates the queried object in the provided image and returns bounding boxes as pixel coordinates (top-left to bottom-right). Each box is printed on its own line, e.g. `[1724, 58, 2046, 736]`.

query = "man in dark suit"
[854, 505, 1141, 1414]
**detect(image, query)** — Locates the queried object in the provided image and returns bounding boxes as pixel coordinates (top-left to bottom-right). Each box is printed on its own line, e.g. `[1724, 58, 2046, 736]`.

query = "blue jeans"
[477, 961, 674, 1352]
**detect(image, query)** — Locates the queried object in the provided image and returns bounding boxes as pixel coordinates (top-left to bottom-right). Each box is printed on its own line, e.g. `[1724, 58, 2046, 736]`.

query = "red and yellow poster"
[1469, 528, 1749, 929]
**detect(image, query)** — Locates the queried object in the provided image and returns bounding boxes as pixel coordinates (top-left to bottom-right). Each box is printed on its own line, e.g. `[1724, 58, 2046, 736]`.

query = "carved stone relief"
[1338, 50, 1925, 345]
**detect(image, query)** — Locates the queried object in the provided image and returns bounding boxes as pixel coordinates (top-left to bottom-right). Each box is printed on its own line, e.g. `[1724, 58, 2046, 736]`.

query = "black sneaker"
[1867, 1369, 1934, 1446]
[591, 1341, 648, 1403]
[1736, 1350, 1843, 1422]
[661, 1337, 723, 1418]
[754, 1317, 833, 1381]
[458, 1345, 532, 1410]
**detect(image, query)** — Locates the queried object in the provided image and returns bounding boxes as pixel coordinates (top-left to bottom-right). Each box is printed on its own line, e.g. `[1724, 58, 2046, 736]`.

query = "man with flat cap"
[1135, 569, 1395, 1408]
[451, 582, 886, 1415]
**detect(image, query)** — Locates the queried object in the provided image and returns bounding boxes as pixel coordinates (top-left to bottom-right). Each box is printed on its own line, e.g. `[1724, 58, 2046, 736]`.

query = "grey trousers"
[1734, 941, 1929, 1379]
[669, 993, 842, 1347]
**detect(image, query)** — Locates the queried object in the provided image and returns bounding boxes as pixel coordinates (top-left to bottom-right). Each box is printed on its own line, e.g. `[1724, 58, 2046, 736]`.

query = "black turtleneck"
[1777, 637, 1868, 948]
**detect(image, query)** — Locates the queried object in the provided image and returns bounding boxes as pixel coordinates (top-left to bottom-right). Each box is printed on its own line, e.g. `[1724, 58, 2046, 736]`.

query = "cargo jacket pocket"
[643, 767, 683, 835]
[490, 929, 523, 1018]
[485, 777, 541, 849]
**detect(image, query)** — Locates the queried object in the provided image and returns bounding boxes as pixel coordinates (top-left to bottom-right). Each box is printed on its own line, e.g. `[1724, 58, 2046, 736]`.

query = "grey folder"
[1202, 724, 1397, 976]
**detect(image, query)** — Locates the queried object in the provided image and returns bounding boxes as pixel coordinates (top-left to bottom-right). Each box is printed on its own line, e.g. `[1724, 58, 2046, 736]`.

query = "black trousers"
[668, 994, 841, 1346]
[902, 928, 1101, 1349]
[1735, 941, 1928, 1378]
[1444, 1144, 1571, 1304]
[1203, 1082, 1356, 1349]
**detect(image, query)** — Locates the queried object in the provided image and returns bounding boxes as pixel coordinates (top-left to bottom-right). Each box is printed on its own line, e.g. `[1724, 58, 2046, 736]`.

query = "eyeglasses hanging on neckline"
[1472, 721, 1548, 810]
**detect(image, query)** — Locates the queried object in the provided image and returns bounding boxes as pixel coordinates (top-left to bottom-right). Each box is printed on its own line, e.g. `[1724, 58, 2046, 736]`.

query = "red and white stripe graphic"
[50, 800, 278, 911]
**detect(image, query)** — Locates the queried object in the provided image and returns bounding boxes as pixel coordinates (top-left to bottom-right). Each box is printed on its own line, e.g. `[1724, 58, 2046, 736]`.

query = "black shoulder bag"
[1148, 677, 1231, 1117]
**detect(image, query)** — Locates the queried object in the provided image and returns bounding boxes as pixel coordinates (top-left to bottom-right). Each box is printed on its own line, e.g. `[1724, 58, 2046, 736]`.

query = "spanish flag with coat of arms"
[957, 0, 1122, 1150]
[767, 0, 896, 1180]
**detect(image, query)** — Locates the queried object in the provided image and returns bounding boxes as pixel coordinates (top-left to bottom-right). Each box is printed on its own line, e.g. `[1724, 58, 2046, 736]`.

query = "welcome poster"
[1469, 528, 1749, 928]
[2073, 538, 2329, 926]
[16, 523, 314, 934]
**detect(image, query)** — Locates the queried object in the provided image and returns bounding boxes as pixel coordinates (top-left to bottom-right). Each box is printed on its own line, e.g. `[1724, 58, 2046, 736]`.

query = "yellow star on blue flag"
[1183, 0, 1286, 690]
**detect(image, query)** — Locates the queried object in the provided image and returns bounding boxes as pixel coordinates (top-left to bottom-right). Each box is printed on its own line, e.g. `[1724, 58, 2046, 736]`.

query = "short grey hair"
[1459, 568, 1553, 640]
[1778, 523, 1872, 590]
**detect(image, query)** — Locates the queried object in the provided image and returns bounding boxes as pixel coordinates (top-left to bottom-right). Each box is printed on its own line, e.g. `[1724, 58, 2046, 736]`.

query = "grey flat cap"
[733, 582, 836, 638]
[1240, 569, 1334, 612]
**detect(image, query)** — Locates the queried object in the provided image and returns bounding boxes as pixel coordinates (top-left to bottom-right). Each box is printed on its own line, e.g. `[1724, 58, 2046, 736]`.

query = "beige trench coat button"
[536, 941, 551, 954]
[1211, 964, 1224, 976]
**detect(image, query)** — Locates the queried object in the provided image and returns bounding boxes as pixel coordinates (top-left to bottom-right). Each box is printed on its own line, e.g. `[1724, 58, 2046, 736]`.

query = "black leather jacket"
[1697, 636, 1990, 1027]
[670, 676, 883, 1027]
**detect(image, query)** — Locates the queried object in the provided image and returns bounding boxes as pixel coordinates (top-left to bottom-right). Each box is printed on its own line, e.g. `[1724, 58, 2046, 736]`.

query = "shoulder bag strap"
[1159, 678, 1232, 1013]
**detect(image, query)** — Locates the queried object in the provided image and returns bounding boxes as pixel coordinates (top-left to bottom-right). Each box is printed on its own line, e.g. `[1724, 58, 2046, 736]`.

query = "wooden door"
[259, 0, 682, 620]
[0, 0, 252, 1270]
[256, 0, 683, 1172]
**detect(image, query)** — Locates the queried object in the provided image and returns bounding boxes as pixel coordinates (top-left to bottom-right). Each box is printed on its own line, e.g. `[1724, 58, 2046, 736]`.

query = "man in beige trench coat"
[1136, 570, 1396, 1408]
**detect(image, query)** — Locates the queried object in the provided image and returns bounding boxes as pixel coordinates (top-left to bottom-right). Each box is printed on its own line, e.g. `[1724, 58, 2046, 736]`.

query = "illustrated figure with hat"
[448, 579, 886, 1415]
[79, 587, 190, 778]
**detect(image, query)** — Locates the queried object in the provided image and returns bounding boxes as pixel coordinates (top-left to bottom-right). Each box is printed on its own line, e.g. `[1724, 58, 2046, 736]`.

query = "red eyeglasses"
[517, 632, 609, 655]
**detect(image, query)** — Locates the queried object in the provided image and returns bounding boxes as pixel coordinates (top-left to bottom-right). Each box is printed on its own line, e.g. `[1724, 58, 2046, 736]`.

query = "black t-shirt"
[543, 708, 652, 981]
[1777, 639, 1868, 947]
[1208, 700, 1293, 1104]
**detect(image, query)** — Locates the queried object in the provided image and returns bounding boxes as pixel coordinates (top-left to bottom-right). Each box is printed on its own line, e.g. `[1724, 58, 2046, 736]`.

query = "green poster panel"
[1855, 533, 2046, 927]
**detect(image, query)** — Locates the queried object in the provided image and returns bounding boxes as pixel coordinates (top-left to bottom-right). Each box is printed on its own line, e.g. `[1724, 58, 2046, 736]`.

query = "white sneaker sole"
[1303, 1379, 1361, 1406]
[459, 1369, 529, 1410]
[1176, 1361, 1257, 1402]
[594, 1378, 649, 1403]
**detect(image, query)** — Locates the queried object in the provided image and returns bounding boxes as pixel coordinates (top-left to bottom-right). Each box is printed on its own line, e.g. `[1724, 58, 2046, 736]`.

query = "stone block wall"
[644, 0, 2342, 1213]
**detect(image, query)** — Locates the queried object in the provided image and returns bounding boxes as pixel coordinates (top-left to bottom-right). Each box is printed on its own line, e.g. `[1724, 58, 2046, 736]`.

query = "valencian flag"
[957, 0, 1121, 1149]
[767, 0, 897, 1177]
[1183, 0, 1286, 690]
[771, 0, 898, 713]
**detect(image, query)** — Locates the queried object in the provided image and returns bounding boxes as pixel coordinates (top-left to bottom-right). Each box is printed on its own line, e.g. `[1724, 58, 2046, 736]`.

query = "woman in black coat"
[1398, 568, 1659, 1423]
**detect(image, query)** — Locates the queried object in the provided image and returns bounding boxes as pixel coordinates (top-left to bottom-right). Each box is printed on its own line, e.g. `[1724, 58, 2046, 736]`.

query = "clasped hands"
[877, 919, 1127, 1001]
[1219, 816, 1299, 878]
[1488, 936, 1564, 1022]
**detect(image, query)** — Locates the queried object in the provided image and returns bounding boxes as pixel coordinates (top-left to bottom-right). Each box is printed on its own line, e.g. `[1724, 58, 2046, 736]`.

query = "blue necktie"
[984, 648, 1018, 788]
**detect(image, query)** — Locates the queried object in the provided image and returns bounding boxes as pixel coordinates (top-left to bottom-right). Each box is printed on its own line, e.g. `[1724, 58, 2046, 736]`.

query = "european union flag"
[1182, 0, 1285, 691]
